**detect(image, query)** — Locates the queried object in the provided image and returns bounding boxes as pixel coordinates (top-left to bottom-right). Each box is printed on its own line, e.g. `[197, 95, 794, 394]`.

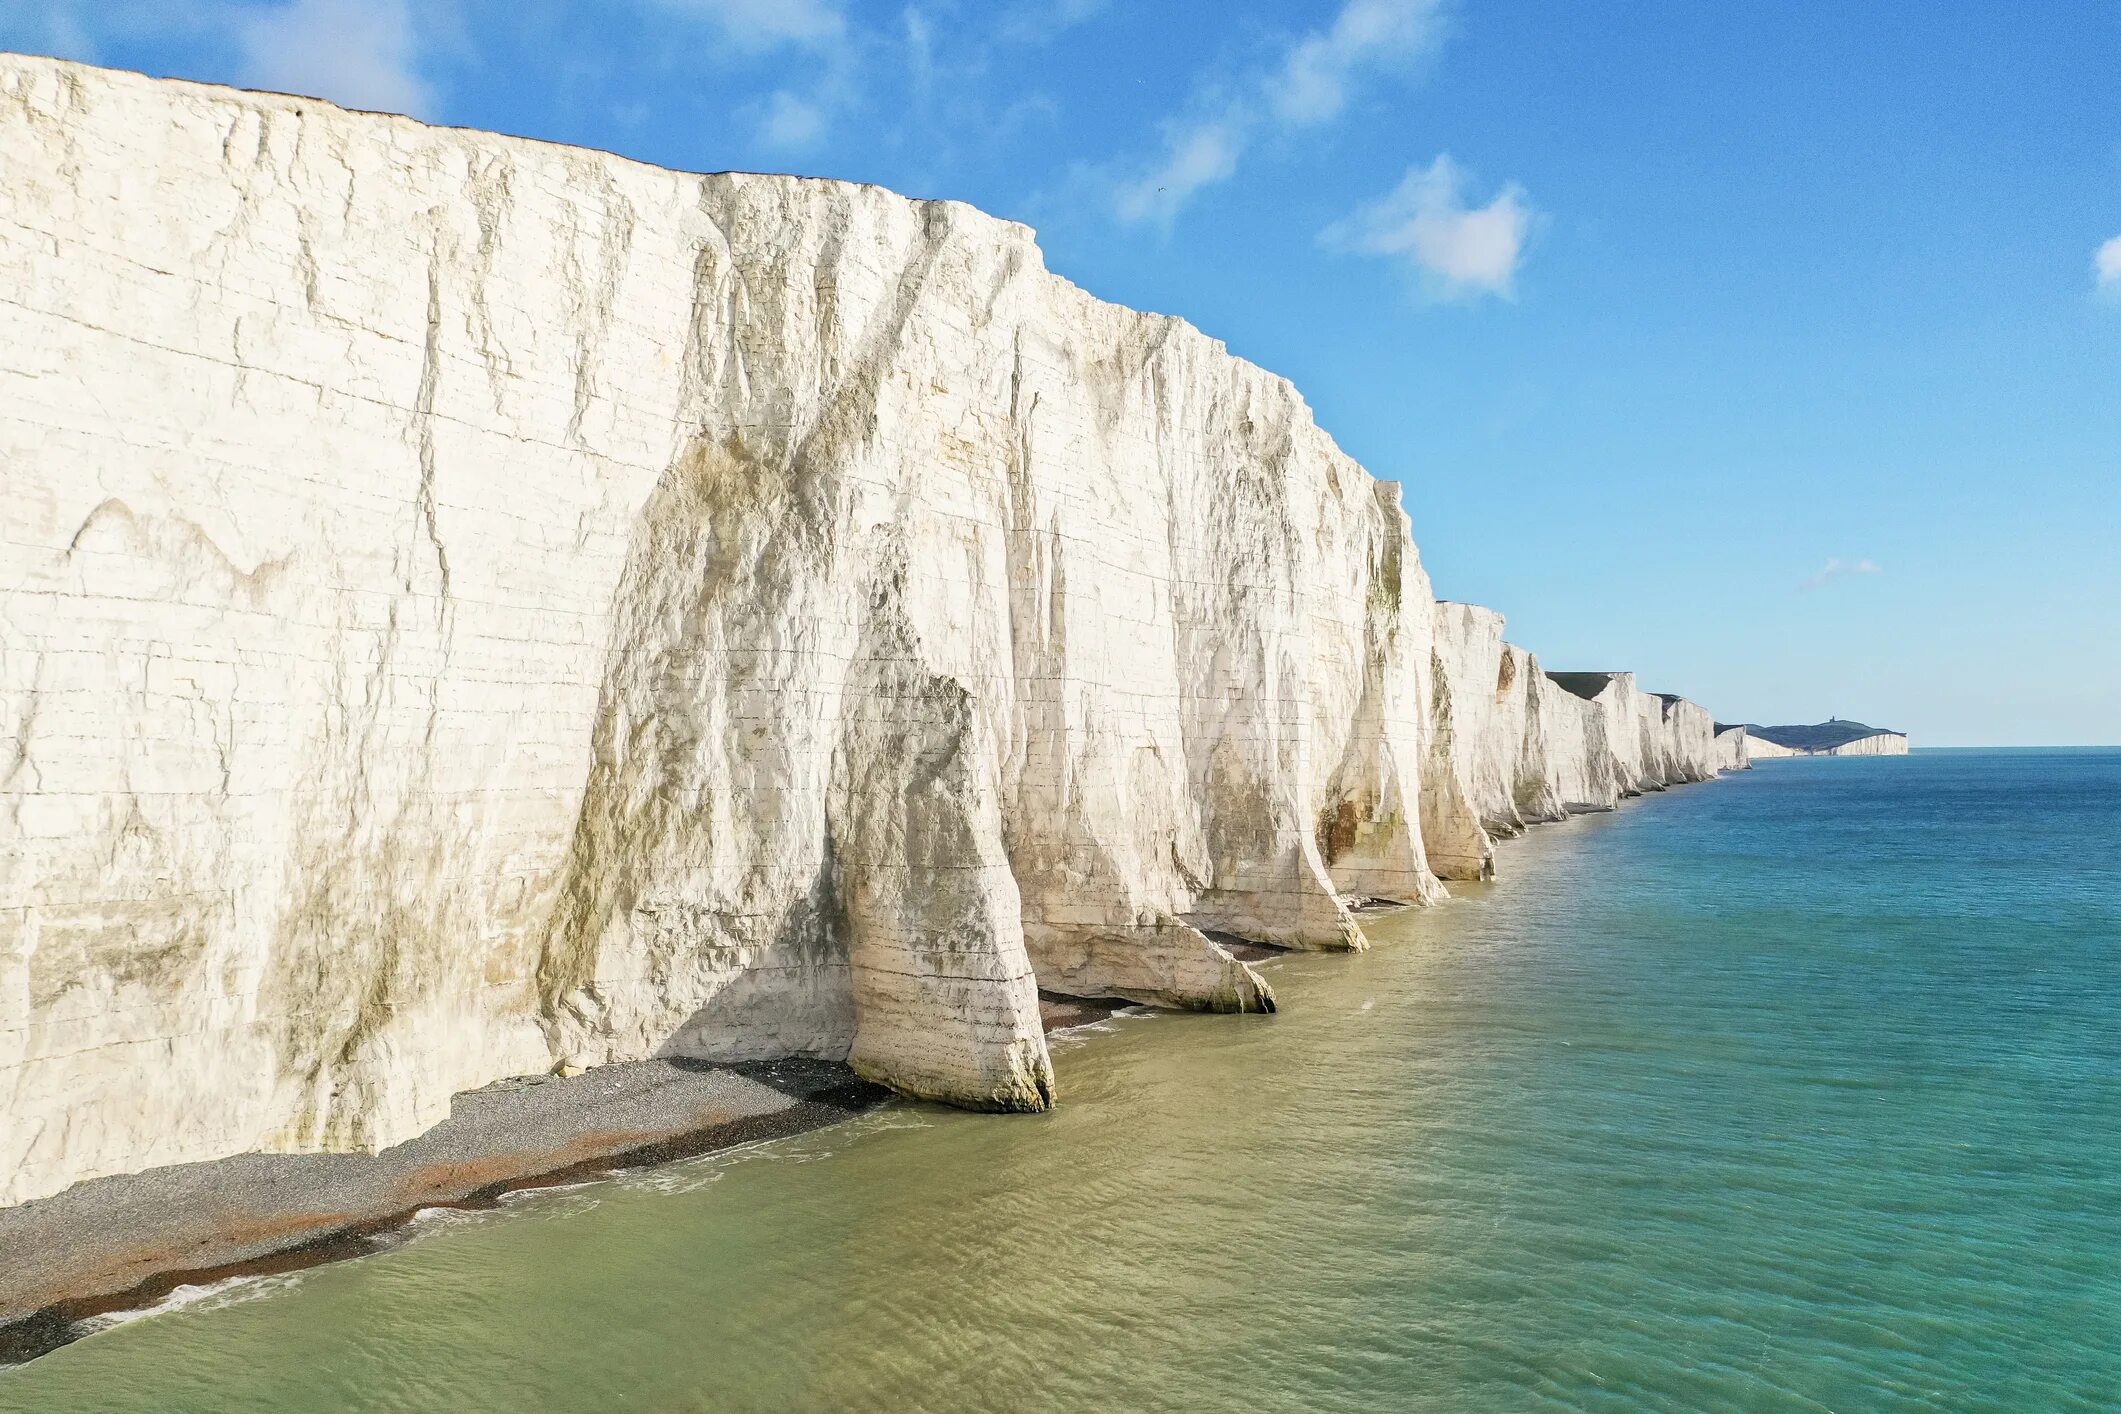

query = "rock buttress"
[0, 54, 1731, 1205]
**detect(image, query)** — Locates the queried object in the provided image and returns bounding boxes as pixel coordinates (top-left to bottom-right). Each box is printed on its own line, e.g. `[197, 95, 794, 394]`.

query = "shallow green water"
[7, 749, 2118, 1412]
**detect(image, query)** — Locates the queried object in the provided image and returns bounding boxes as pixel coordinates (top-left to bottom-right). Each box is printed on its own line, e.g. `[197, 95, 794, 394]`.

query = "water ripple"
[4, 751, 2118, 1412]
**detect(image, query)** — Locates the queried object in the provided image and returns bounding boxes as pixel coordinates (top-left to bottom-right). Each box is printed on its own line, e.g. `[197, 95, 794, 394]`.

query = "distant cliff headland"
[1729, 720, 1911, 759]
[0, 55, 1795, 1342]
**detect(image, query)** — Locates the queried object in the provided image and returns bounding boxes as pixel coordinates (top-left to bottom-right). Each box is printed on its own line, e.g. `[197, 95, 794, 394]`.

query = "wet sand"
[0, 997, 1153, 1367]
[1036, 991, 1132, 1031]
[0, 1057, 887, 1366]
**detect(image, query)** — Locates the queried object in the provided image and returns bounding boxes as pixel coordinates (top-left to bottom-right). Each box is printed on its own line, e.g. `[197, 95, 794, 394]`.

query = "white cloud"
[1114, 120, 1242, 227]
[1270, 0, 1443, 126]
[1799, 558, 1884, 592]
[236, 0, 433, 116]
[634, 0, 1089, 170]
[649, 0, 846, 51]
[0, 0, 101, 61]
[1108, 0, 1449, 226]
[2097, 233, 2121, 293]
[2, 1, 235, 68]
[755, 89, 827, 150]
[999, 0, 1107, 43]
[904, 6, 935, 109]
[638, 0, 851, 156]
[1323, 156, 1531, 299]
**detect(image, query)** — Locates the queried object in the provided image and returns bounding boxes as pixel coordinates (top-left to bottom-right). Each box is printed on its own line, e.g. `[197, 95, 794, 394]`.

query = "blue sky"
[6, 0, 2118, 744]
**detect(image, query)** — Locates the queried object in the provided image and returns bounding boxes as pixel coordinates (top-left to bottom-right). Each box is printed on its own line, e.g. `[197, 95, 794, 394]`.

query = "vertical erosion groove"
[0, 54, 1732, 1207]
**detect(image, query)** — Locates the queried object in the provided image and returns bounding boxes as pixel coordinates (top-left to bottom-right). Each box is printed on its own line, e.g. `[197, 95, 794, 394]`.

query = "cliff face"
[1745, 722, 1909, 758]
[1714, 725, 1752, 772]
[1419, 619, 1725, 882]
[0, 56, 1730, 1208]
[1816, 734, 1909, 757]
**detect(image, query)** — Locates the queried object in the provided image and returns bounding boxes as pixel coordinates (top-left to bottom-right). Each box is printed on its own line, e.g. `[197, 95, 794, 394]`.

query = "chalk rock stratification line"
[0, 54, 1730, 1208]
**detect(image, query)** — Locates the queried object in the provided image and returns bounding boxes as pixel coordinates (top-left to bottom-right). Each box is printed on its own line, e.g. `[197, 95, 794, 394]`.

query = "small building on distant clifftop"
[1741, 719, 1909, 757]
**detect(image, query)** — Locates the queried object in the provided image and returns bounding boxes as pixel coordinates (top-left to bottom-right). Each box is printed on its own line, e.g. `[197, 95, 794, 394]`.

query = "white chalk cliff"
[1808, 734, 1908, 757]
[1743, 721, 1909, 758]
[0, 56, 1732, 1208]
[1714, 724, 1752, 773]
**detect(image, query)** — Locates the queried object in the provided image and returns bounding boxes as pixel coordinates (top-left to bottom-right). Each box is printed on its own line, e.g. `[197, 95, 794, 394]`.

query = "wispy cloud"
[1113, 120, 1243, 227]
[1799, 558, 1884, 592]
[638, 0, 853, 148]
[862, 3, 1077, 187]
[2097, 233, 2121, 294]
[13, 0, 1094, 176]
[997, 0, 1107, 44]
[0, 2, 440, 114]
[1322, 155, 1532, 300]
[904, 5, 935, 111]
[0, 0, 103, 61]
[1269, 0, 1444, 126]
[235, 0, 433, 116]
[1, 1, 258, 72]
[753, 89, 827, 151]
[1105, 0, 1447, 227]
[645, 0, 847, 52]
[656, 0, 1078, 163]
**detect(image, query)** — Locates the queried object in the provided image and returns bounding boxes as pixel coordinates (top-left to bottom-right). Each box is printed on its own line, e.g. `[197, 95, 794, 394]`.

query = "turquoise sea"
[4, 748, 2116, 1412]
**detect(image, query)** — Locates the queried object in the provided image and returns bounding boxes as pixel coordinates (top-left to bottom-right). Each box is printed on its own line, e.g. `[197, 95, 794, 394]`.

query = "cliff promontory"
[1745, 720, 1909, 757]
[1, 55, 1734, 1209]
